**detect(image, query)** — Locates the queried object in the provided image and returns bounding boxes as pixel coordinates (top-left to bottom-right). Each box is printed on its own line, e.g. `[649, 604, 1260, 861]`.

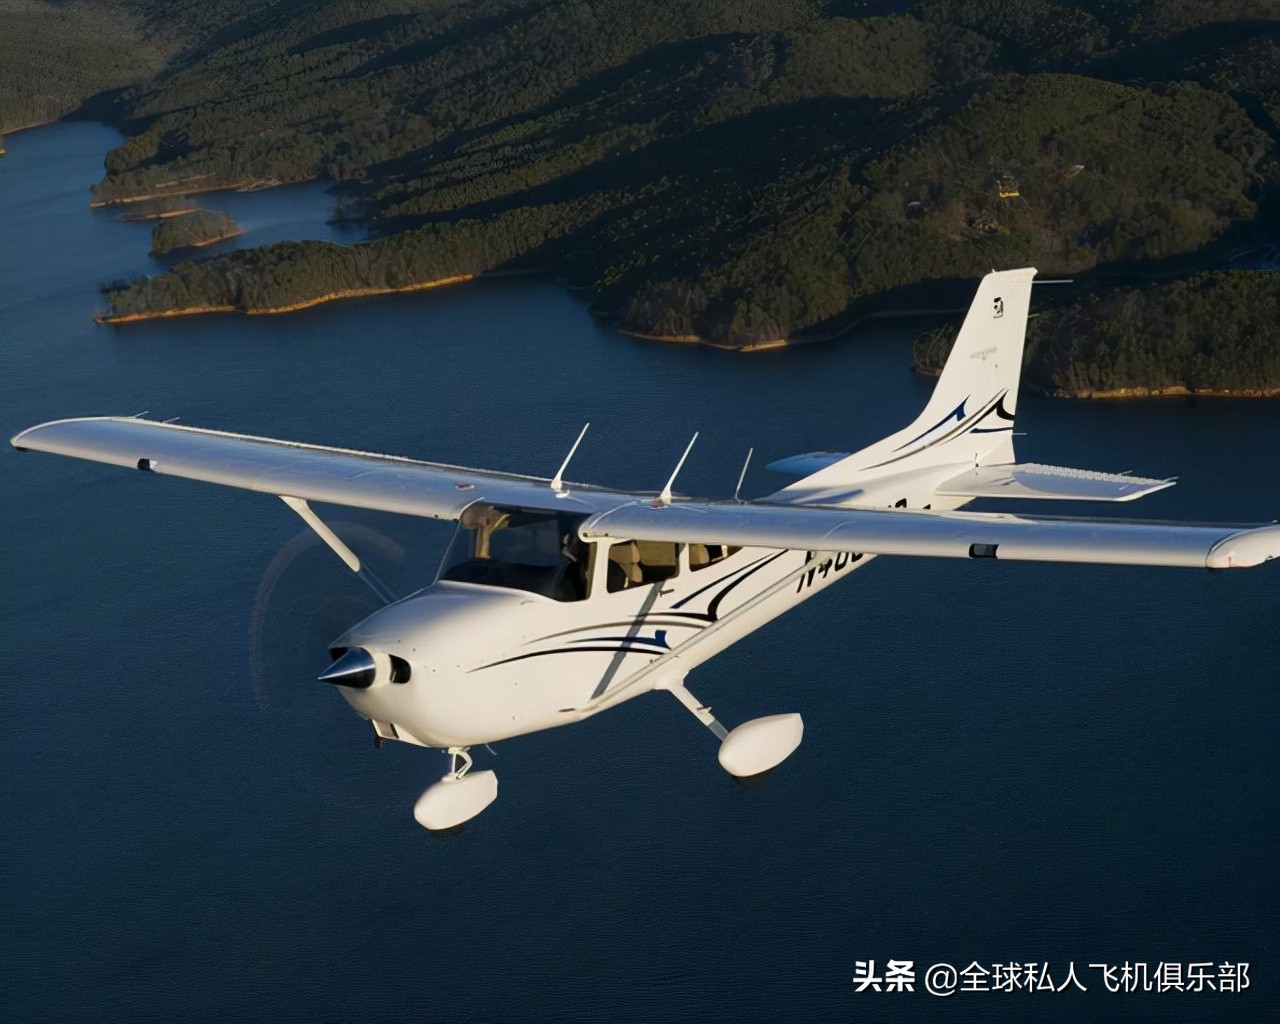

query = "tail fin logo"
[993, 297, 1004, 318]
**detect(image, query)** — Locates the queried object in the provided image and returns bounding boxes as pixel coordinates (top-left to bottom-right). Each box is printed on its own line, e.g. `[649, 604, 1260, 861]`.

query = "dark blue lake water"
[2, 122, 1277, 1022]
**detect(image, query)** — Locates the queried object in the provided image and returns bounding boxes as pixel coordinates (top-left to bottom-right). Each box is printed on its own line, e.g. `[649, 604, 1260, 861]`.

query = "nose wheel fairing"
[413, 748, 498, 831]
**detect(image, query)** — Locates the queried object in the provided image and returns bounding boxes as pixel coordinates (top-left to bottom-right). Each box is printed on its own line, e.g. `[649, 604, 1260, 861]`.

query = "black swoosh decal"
[474, 644, 661, 671]
[863, 391, 1007, 471]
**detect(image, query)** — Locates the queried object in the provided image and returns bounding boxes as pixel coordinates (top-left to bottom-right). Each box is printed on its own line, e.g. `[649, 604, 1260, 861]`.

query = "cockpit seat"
[637, 540, 677, 579]
[609, 540, 643, 585]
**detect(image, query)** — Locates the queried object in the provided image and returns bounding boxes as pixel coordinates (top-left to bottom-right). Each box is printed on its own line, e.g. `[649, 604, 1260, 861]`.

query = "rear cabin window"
[606, 539, 679, 593]
[439, 505, 589, 601]
[688, 544, 741, 571]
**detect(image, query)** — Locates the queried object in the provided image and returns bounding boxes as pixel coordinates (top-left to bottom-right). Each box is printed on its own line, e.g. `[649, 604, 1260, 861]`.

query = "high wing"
[10, 416, 629, 519]
[12, 416, 1279, 571]
[579, 500, 1280, 570]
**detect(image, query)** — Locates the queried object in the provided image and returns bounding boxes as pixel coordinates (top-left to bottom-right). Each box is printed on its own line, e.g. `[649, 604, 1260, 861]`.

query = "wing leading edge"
[579, 500, 1280, 570]
[9, 416, 624, 519]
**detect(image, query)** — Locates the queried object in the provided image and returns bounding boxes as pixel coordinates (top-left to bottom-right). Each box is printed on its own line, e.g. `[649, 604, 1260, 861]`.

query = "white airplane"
[12, 268, 1279, 830]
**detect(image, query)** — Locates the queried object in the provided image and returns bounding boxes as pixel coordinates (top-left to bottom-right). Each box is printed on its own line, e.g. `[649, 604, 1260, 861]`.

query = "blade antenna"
[551, 422, 589, 497]
[655, 432, 698, 507]
[733, 447, 753, 503]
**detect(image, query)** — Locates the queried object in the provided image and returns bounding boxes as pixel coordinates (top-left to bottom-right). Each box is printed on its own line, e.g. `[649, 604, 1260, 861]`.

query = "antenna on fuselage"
[551, 422, 590, 497]
[733, 447, 753, 502]
[655, 432, 698, 507]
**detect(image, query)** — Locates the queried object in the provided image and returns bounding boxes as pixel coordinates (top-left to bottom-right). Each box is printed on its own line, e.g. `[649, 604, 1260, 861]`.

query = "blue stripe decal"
[569, 630, 669, 649]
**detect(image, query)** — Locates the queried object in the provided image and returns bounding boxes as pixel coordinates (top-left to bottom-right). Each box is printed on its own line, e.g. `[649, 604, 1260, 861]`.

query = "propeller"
[247, 520, 408, 707]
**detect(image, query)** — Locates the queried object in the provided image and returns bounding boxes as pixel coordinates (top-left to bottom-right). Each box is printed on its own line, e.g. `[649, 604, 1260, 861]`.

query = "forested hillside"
[913, 271, 1280, 397]
[0, 0, 167, 133]
[4, 0, 1278, 368]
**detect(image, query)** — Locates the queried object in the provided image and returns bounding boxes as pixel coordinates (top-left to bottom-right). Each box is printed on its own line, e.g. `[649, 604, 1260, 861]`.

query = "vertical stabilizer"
[775, 268, 1037, 500]
[913, 266, 1036, 442]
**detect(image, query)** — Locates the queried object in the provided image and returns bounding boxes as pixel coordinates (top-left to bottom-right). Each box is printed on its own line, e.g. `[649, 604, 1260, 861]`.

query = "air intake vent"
[389, 656, 412, 684]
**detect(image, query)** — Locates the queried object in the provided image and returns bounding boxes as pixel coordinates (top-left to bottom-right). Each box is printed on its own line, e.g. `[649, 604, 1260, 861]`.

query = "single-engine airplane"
[13, 269, 1279, 830]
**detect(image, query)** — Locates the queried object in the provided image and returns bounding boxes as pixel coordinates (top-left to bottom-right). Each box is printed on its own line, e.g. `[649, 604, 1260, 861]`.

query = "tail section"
[906, 266, 1036, 463]
[773, 267, 1037, 502]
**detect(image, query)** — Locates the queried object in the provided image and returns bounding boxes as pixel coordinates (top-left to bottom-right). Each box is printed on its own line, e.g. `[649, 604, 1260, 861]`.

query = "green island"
[913, 271, 1280, 398]
[3, 0, 1278, 393]
[148, 208, 241, 256]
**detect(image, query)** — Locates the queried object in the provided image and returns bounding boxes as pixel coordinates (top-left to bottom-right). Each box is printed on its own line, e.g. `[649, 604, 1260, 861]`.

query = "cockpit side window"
[438, 505, 589, 601]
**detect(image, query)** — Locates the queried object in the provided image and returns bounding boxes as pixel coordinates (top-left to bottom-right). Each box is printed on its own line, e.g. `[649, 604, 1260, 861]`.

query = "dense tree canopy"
[0, 1, 167, 133]
[4, 0, 1275, 373]
[150, 208, 240, 254]
[913, 271, 1280, 396]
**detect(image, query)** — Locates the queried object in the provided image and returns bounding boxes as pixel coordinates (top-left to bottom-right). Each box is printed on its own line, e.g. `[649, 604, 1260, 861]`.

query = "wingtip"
[10, 425, 38, 450]
[9, 415, 134, 452]
[1206, 524, 1280, 569]
[10, 419, 70, 452]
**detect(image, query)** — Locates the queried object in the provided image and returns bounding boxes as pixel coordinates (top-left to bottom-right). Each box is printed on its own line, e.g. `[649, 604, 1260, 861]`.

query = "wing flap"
[580, 500, 1280, 570]
[10, 416, 604, 519]
[935, 462, 1174, 502]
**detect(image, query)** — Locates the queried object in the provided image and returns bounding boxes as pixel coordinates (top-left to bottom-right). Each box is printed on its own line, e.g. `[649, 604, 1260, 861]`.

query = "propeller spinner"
[319, 647, 378, 689]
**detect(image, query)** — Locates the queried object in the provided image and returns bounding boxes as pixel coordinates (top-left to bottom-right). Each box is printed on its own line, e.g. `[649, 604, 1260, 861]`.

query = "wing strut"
[280, 496, 396, 604]
[574, 550, 832, 715]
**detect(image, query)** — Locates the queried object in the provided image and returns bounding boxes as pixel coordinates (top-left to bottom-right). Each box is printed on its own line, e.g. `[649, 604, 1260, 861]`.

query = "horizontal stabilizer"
[766, 452, 851, 477]
[935, 463, 1174, 502]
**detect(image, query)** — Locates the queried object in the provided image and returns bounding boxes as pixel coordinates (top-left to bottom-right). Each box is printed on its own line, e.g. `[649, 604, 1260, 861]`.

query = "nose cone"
[319, 647, 377, 689]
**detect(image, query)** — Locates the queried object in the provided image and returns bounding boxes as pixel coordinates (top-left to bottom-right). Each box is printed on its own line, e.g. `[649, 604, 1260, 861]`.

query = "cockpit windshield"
[438, 504, 589, 601]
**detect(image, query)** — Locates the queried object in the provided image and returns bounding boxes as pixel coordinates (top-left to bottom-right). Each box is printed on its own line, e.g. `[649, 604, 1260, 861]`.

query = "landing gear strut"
[413, 745, 499, 831]
[662, 678, 804, 778]
[447, 746, 474, 779]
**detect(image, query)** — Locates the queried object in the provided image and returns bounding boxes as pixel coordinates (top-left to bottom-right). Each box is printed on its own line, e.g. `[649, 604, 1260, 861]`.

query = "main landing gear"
[662, 678, 804, 778]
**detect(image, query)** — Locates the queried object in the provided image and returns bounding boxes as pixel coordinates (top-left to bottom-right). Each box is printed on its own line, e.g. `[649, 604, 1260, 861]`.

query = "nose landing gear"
[413, 746, 498, 831]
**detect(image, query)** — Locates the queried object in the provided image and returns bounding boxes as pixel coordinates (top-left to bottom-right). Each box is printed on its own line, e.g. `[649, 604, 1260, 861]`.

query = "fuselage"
[327, 468, 976, 749]
[331, 542, 871, 748]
